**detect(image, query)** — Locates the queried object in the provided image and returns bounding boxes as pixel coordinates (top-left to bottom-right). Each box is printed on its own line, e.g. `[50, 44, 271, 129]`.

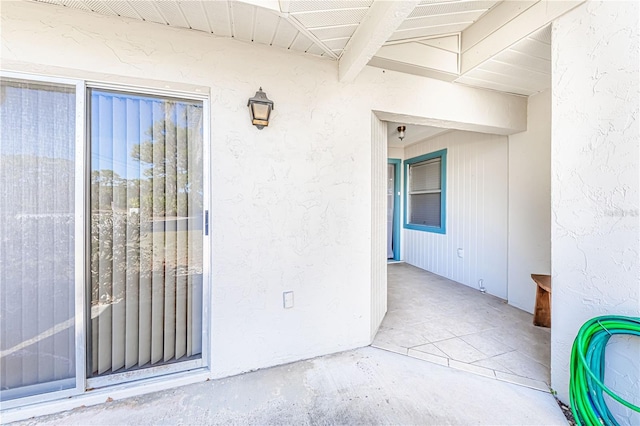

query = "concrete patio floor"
[13, 346, 566, 425]
[374, 263, 551, 391]
[9, 264, 562, 425]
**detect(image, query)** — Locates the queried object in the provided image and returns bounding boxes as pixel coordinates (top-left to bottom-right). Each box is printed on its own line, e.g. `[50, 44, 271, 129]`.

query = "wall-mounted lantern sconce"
[248, 87, 274, 129]
[397, 125, 406, 141]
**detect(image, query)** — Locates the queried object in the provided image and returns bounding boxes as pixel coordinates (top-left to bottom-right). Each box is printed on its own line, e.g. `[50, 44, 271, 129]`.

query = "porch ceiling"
[30, 0, 574, 96]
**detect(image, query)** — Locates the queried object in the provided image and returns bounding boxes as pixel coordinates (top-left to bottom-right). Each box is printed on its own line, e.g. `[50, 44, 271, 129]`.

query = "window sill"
[404, 224, 446, 234]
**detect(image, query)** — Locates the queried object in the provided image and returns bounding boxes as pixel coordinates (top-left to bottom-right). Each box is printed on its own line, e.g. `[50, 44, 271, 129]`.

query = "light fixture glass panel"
[252, 103, 270, 121]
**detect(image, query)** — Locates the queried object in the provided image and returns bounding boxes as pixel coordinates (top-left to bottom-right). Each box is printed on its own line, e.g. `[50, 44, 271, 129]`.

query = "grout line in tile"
[460, 339, 518, 359]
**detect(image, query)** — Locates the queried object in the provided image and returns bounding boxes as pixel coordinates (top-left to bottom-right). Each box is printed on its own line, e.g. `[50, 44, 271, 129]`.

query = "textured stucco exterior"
[551, 1, 639, 423]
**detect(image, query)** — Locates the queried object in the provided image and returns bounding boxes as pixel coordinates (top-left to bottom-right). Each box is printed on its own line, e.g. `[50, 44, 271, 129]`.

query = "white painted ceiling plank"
[291, 8, 370, 28]
[375, 42, 458, 74]
[466, 67, 548, 93]
[235, 0, 280, 13]
[510, 37, 550, 61]
[100, 1, 142, 19]
[285, 15, 339, 59]
[305, 43, 326, 56]
[289, 34, 315, 53]
[289, 1, 373, 13]
[388, 23, 470, 42]
[308, 24, 359, 41]
[253, 8, 282, 45]
[368, 56, 459, 82]
[57, 0, 92, 11]
[339, 0, 420, 82]
[231, 3, 257, 42]
[460, 0, 584, 73]
[461, 0, 538, 52]
[129, 1, 167, 24]
[82, 0, 118, 16]
[202, 1, 232, 37]
[178, 1, 212, 33]
[271, 19, 299, 49]
[399, 10, 487, 30]
[279, 0, 290, 13]
[409, 0, 498, 18]
[154, 1, 190, 28]
[529, 24, 551, 44]
[417, 35, 459, 53]
[480, 57, 549, 80]
[493, 49, 549, 74]
[455, 75, 535, 96]
[322, 37, 351, 50]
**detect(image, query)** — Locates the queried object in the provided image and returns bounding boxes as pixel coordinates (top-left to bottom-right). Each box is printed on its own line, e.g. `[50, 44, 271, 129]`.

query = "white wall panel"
[370, 115, 387, 338]
[507, 89, 551, 314]
[403, 130, 508, 299]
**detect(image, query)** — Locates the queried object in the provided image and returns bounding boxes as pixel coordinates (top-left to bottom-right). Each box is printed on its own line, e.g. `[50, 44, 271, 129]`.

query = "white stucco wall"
[403, 131, 509, 299]
[0, 0, 527, 387]
[551, 1, 639, 424]
[507, 90, 551, 314]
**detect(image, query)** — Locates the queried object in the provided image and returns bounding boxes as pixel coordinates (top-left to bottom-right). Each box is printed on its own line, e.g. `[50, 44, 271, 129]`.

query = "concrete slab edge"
[370, 345, 550, 393]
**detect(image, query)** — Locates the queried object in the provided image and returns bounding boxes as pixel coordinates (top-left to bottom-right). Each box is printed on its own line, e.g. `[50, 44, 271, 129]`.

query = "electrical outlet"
[283, 291, 294, 309]
[457, 248, 464, 258]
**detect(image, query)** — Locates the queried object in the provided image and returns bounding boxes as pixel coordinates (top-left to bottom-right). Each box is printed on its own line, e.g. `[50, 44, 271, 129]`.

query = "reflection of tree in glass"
[90, 102, 203, 311]
[130, 104, 203, 216]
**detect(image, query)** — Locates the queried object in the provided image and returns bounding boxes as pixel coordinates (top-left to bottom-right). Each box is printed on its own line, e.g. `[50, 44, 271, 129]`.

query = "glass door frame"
[0, 71, 87, 410]
[84, 81, 211, 390]
[0, 72, 211, 408]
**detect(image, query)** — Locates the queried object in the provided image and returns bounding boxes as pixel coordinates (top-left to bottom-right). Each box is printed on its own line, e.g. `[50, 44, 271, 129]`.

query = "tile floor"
[372, 263, 551, 391]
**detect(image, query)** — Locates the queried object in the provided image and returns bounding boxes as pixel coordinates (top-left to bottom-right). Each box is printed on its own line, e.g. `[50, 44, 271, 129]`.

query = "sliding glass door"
[88, 89, 205, 380]
[0, 77, 82, 403]
[1, 74, 208, 407]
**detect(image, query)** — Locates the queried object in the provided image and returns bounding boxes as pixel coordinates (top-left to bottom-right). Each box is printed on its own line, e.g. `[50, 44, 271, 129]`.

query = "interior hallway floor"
[373, 263, 551, 391]
[12, 347, 566, 425]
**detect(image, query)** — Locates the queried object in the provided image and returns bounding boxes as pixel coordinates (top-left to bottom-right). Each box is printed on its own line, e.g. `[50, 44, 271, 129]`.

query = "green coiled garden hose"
[569, 315, 640, 425]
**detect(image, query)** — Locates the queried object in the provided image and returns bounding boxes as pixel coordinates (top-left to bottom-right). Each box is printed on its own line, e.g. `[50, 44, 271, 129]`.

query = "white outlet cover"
[283, 291, 294, 309]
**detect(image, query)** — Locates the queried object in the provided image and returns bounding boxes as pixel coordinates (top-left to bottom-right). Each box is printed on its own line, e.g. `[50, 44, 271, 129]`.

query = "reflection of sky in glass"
[92, 90, 145, 179]
[90, 90, 202, 179]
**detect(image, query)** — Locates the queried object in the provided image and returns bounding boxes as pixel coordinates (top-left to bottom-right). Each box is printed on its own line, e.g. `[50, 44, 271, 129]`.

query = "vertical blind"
[90, 89, 203, 376]
[409, 158, 442, 227]
[0, 79, 77, 399]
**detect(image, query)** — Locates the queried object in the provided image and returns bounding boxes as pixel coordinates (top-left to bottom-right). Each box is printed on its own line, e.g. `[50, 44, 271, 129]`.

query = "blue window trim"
[403, 149, 447, 234]
[388, 158, 401, 261]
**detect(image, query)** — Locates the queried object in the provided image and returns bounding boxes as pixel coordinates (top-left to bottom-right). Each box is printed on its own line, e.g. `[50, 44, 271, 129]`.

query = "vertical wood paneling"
[403, 131, 508, 299]
[371, 114, 387, 338]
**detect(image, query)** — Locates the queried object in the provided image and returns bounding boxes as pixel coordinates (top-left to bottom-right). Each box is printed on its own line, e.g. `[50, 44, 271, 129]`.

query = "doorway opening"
[371, 114, 551, 389]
